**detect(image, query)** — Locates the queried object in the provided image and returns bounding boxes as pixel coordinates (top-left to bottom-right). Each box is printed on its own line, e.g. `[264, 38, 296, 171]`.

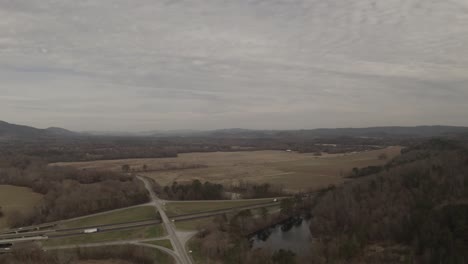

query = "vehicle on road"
[83, 228, 100, 234]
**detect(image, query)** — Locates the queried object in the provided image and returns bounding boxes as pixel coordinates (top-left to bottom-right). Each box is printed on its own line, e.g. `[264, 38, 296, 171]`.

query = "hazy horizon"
[1, 0, 468, 131]
[2, 119, 468, 134]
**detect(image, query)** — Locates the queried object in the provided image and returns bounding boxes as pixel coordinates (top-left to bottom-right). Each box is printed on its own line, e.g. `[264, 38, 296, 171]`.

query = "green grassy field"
[174, 217, 215, 231]
[0, 185, 43, 230]
[187, 238, 204, 264]
[165, 198, 278, 217]
[53, 147, 401, 191]
[52, 244, 175, 264]
[75, 261, 131, 264]
[145, 239, 173, 250]
[147, 247, 175, 264]
[60, 206, 158, 228]
[43, 225, 165, 247]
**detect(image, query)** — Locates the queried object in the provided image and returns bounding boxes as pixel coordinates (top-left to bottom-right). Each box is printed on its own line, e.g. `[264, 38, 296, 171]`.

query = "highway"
[0, 183, 286, 264]
[0, 203, 153, 236]
[171, 201, 279, 222]
[0, 199, 280, 245]
[0, 219, 161, 241]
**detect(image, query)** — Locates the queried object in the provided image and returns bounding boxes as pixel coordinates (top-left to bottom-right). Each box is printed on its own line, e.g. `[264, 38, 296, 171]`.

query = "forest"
[0, 156, 149, 226]
[309, 139, 468, 263]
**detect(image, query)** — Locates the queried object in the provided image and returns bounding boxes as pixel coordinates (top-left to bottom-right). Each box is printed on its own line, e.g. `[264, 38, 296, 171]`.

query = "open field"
[77, 261, 132, 264]
[187, 238, 205, 264]
[54, 245, 175, 264]
[0, 185, 43, 230]
[146, 247, 175, 264]
[60, 206, 158, 228]
[145, 239, 173, 250]
[165, 199, 278, 217]
[175, 217, 215, 231]
[43, 225, 165, 247]
[52, 147, 401, 191]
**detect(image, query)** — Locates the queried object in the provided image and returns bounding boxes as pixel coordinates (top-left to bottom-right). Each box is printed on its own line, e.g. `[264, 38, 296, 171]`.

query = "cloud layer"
[1, 0, 468, 131]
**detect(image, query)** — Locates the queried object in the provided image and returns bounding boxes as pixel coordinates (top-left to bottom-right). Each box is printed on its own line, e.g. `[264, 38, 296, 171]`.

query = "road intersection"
[0, 176, 283, 263]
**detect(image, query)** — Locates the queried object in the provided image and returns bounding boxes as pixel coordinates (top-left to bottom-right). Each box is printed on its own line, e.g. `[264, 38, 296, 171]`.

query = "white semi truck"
[83, 228, 100, 234]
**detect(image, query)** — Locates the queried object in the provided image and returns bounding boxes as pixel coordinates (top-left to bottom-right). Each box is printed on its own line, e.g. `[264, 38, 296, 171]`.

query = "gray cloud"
[0, 0, 467, 131]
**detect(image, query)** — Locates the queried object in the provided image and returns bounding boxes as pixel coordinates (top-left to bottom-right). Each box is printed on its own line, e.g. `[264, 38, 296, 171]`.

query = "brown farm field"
[0, 185, 43, 230]
[52, 147, 401, 191]
[76, 261, 132, 264]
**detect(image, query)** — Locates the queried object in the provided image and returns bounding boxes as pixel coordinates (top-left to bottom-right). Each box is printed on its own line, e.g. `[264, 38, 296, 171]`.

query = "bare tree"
[121, 164, 130, 172]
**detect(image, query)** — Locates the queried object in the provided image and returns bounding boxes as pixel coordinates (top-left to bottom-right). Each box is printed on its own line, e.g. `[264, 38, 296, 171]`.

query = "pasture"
[164, 198, 278, 217]
[0, 185, 43, 230]
[145, 239, 173, 250]
[52, 147, 401, 191]
[60, 205, 158, 228]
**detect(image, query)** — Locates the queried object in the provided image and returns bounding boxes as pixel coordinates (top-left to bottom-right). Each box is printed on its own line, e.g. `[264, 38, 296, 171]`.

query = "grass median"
[43, 225, 166, 247]
[61, 206, 158, 228]
[144, 239, 173, 250]
[165, 198, 277, 217]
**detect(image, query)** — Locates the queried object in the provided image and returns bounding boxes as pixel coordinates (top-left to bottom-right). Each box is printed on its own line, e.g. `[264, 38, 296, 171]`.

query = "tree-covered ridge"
[310, 139, 468, 263]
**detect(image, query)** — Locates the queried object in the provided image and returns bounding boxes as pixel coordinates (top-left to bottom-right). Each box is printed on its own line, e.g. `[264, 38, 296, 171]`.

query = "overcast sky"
[1, 0, 468, 132]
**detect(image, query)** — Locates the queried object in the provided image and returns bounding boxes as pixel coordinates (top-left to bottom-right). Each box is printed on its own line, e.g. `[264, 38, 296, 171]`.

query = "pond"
[250, 217, 312, 257]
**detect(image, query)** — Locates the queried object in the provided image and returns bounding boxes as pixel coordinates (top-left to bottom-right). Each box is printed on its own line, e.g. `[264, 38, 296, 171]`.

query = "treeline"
[0, 156, 149, 227]
[0, 134, 409, 163]
[309, 139, 468, 263]
[0, 137, 179, 162]
[347, 165, 384, 178]
[122, 162, 208, 173]
[151, 179, 288, 201]
[0, 244, 174, 264]
[153, 180, 226, 200]
[229, 181, 287, 199]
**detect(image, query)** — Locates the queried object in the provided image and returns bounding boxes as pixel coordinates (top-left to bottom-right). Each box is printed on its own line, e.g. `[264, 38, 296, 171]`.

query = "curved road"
[44, 239, 180, 263]
[138, 176, 192, 264]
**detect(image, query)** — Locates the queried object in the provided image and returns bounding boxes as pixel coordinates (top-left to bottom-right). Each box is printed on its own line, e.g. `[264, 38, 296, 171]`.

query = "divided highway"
[1, 179, 286, 264]
[0, 200, 280, 246]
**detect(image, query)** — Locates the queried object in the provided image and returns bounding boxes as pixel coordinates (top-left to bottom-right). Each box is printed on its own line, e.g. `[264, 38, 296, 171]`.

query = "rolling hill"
[0, 120, 77, 140]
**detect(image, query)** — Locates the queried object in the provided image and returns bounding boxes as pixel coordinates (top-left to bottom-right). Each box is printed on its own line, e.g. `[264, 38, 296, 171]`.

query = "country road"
[43, 238, 179, 263]
[139, 176, 193, 264]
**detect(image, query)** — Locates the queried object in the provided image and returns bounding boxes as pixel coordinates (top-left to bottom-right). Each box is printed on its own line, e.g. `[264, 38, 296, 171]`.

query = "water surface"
[250, 218, 312, 256]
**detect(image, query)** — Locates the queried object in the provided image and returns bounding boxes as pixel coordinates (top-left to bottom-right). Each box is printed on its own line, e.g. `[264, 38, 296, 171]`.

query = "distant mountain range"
[2, 120, 468, 140]
[0, 120, 77, 140]
[167, 126, 468, 139]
